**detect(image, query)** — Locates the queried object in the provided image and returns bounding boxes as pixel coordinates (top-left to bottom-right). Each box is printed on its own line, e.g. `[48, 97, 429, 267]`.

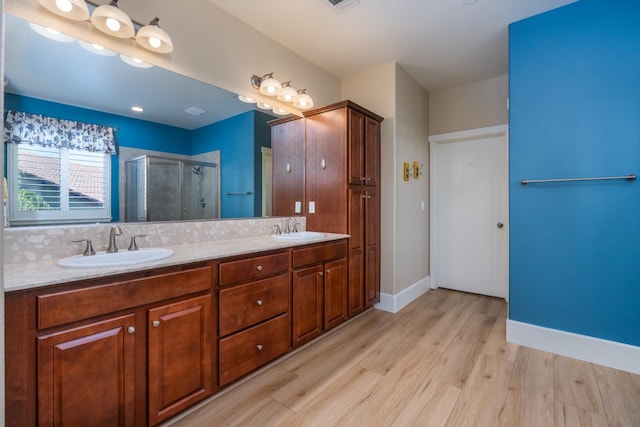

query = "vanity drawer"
[37, 266, 212, 330]
[219, 313, 290, 386]
[219, 273, 290, 337]
[219, 252, 289, 286]
[292, 240, 347, 269]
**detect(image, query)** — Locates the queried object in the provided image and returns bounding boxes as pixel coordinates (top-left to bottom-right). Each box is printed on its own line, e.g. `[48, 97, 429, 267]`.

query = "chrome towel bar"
[225, 191, 253, 195]
[521, 174, 636, 185]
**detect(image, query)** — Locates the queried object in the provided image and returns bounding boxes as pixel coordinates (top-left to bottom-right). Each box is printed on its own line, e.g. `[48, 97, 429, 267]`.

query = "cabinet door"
[348, 187, 366, 317]
[364, 116, 381, 186]
[148, 295, 213, 425]
[365, 189, 381, 307]
[292, 265, 324, 348]
[271, 118, 305, 216]
[324, 258, 348, 330]
[305, 107, 348, 233]
[348, 108, 366, 185]
[37, 314, 137, 427]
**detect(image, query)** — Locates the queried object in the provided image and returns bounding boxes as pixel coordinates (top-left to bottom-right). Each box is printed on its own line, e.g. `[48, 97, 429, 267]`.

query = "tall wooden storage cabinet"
[269, 116, 305, 217]
[304, 101, 383, 314]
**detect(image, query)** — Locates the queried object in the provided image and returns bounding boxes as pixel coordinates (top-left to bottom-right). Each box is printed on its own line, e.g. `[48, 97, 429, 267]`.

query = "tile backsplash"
[4, 217, 305, 264]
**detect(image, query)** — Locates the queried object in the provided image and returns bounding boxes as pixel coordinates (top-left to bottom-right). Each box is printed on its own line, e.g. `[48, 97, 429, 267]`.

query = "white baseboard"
[375, 276, 430, 313]
[507, 320, 640, 375]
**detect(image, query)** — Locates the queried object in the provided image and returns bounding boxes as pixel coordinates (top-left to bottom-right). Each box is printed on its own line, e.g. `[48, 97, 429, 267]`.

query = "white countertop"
[4, 233, 348, 292]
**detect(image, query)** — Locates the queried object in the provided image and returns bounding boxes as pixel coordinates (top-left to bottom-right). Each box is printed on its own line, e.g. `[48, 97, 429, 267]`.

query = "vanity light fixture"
[250, 73, 314, 110]
[238, 95, 257, 104]
[272, 107, 290, 116]
[136, 18, 173, 53]
[29, 22, 76, 42]
[293, 89, 314, 109]
[77, 39, 117, 56]
[256, 102, 273, 110]
[119, 54, 153, 68]
[277, 82, 298, 103]
[38, 0, 174, 54]
[38, 0, 90, 21]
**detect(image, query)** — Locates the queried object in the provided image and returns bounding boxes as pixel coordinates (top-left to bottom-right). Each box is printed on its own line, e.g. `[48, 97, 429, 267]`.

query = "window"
[4, 110, 116, 226]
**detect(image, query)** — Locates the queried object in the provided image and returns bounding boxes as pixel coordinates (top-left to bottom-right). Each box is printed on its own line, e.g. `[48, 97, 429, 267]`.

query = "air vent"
[324, 0, 360, 13]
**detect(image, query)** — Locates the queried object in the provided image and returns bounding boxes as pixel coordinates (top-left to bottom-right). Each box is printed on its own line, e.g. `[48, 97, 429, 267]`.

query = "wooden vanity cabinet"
[218, 251, 291, 386]
[304, 101, 383, 315]
[5, 263, 215, 427]
[270, 116, 305, 217]
[292, 240, 348, 348]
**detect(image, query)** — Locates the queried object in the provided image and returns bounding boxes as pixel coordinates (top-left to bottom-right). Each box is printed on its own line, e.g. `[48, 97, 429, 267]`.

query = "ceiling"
[207, 0, 578, 90]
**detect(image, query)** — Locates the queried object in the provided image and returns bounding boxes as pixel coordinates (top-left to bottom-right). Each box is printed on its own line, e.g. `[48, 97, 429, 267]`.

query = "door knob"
[497, 222, 504, 229]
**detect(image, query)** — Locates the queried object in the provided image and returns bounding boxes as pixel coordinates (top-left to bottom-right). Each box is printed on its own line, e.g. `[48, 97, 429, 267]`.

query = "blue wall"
[192, 110, 272, 218]
[509, 0, 640, 346]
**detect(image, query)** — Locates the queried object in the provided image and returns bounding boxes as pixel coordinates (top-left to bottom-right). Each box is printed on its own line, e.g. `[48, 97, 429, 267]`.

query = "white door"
[429, 125, 508, 299]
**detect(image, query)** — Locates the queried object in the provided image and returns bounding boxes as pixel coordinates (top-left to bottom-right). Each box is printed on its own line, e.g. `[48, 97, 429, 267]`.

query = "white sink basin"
[58, 248, 174, 268]
[272, 231, 326, 241]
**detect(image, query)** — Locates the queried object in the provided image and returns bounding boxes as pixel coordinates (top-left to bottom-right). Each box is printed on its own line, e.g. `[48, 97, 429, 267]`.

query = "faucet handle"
[128, 234, 148, 251]
[72, 239, 95, 256]
[290, 217, 299, 233]
[273, 224, 282, 235]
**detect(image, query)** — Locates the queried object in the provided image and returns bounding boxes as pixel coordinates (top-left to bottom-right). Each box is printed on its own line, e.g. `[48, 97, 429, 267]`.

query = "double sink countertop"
[4, 233, 348, 292]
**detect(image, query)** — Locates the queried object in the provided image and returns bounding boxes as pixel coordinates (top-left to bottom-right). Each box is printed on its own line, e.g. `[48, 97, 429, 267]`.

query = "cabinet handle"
[152, 320, 160, 328]
[256, 265, 263, 271]
[127, 326, 135, 334]
[321, 159, 326, 169]
[286, 163, 291, 173]
[318, 271, 323, 276]
[256, 344, 263, 351]
[256, 299, 263, 306]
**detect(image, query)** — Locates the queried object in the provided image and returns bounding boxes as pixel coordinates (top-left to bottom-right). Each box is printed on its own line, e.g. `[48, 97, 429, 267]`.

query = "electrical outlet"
[403, 162, 410, 181]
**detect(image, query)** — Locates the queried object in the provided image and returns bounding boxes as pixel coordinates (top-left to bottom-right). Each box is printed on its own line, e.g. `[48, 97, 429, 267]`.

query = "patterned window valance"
[3, 110, 117, 154]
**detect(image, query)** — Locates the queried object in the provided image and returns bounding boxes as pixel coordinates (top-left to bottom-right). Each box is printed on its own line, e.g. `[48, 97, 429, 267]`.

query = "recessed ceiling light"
[184, 106, 208, 116]
[131, 106, 143, 112]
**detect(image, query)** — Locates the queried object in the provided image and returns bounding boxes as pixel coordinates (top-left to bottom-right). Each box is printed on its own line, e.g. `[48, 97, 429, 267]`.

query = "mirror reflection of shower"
[125, 155, 220, 222]
[192, 165, 207, 209]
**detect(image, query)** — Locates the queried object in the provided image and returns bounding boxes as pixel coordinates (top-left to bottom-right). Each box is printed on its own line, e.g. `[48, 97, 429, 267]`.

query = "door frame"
[428, 124, 509, 300]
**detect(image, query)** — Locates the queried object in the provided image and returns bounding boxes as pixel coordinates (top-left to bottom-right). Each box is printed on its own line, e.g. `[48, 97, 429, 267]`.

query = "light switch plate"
[309, 201, 315, 213]
[403, 162, 410, 181]
[295, 201, 301, 213]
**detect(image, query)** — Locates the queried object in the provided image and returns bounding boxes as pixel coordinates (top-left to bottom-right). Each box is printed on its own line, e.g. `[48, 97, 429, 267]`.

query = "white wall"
[429, 75, 508, 135]
[342, 63, 430, 299]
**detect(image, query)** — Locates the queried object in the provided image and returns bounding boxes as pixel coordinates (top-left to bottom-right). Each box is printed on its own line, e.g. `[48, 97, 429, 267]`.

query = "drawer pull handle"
[256, 265, 263, 271]
[256, 344, 263, 351]
[127, 326, 135, 334]
[152, 320, 160, 328]
[256, 299, 263, 306]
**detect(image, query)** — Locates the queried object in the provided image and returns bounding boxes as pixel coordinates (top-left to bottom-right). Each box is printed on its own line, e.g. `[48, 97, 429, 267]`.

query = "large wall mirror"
[3, 13, 283, 227]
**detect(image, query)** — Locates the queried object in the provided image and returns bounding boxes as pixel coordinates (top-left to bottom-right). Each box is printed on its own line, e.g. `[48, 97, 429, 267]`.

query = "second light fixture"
[250, 73, 314, 110]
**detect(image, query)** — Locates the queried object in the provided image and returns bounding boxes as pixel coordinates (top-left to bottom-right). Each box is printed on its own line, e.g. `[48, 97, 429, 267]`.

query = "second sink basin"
[58, 248, 175, 268]
[272, 231, 326, 241]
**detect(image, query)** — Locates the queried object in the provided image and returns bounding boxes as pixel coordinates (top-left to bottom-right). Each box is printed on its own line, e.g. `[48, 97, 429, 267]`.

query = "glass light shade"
[259, 76, 282, 96]
[77, 39, 117, 56]
[29, 22, 75, 43]
[136, 19, 173, 53]
[91, 2, 135, 38]
[293, 93, 314, 109]
[277, 84, 298, 103]
[120, 54, 153, 68]
[257, 102, 273, 110]
[38, 0, 89, 21]
[272, 107, 290, 116]
[238, 95, 257, 103]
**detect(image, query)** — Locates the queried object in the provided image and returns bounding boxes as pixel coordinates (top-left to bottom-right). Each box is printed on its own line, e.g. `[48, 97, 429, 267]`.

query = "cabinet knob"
[152, 320, 160, 328]
[321, 159, 326, 169]
[127, 326, 135, 334]
[318, 271, 323, 276]
[286, 163, 291, 173]
[256, 299, 263, 306]
[256, 265, 263, 271]
[256, 344, 263, 351]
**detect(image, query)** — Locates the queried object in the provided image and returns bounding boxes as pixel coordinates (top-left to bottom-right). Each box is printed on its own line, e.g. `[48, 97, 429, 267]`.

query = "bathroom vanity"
[4, 234, 351, 426]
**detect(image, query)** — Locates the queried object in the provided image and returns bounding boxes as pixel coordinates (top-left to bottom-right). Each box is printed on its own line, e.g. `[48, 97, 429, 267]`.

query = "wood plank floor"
[167, 289, 640, 427]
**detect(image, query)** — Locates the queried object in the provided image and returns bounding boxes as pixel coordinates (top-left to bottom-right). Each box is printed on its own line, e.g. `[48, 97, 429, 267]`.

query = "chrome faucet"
[106, 225, 122, 253]
[285, 217, 299, 233]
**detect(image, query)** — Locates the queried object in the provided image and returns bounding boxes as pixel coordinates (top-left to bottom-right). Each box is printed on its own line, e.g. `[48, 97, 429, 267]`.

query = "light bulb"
[106, 17, 121, 32]
[55, 0, 72, 12]
[149, 37, 161, 48]
[299, 99, 308, 107]
[267, 86, 276, 94]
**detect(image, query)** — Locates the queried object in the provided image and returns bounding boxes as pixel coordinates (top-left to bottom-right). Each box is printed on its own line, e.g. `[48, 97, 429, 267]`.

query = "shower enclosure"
[125, 155, 220, 222]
